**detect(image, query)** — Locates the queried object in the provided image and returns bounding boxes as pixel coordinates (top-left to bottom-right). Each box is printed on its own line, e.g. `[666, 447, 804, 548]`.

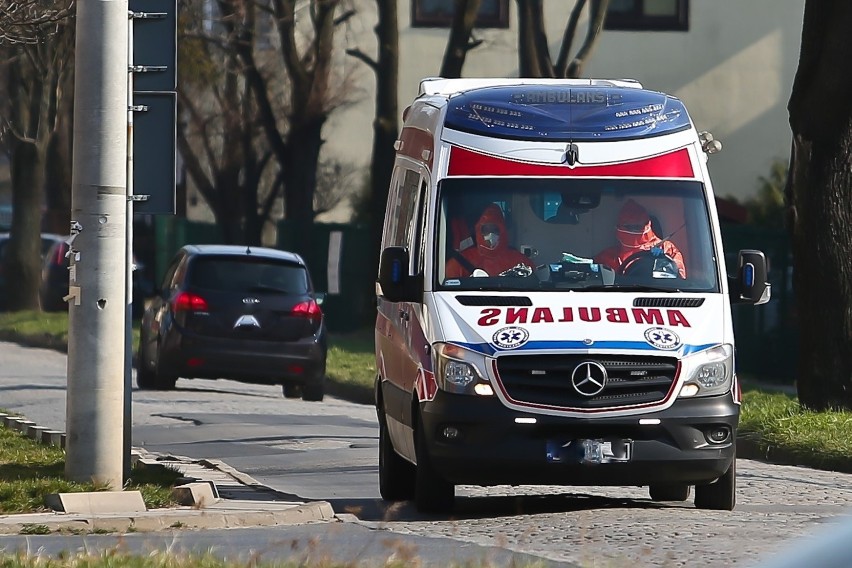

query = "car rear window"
[188, 257, 309, 294]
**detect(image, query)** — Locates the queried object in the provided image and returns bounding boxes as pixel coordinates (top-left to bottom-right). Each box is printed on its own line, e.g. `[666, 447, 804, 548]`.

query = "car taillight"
[173, 291, 208, 312]
[292, 299, 321, 322]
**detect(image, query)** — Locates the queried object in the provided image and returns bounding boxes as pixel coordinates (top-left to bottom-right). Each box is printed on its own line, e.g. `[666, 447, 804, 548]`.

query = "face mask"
[617, 222, 652, 248]
[482, 232, 500, 250]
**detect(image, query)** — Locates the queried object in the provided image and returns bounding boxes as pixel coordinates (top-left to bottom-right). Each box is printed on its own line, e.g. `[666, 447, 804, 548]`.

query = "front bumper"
[419, 392, 737, 486]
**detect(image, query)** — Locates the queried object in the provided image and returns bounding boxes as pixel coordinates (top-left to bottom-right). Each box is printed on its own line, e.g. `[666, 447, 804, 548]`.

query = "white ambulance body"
[375, 78, 770, 514]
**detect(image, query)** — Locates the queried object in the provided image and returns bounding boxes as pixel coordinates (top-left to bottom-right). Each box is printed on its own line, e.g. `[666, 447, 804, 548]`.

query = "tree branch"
[556, 0, 586, 77]
[345, 48, 378, 71]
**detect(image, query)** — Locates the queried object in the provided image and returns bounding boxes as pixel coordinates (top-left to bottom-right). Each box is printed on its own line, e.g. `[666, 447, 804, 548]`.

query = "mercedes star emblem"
[571, 361, 608, 397]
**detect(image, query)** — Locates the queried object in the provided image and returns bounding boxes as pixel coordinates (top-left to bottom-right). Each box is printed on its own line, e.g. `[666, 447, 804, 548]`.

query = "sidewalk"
[0, 416, 336, 535]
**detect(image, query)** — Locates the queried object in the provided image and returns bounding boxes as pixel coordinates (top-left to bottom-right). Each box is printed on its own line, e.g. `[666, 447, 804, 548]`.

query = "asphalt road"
[2, 341, 852, 567]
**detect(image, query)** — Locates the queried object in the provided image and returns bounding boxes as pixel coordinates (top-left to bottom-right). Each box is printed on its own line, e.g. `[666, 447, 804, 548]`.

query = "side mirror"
[378, 247, 418, 303]
[730, 249, 771, 305]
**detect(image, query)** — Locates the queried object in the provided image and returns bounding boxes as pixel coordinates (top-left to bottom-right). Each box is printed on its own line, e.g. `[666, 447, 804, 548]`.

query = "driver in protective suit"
[594, 199, 687, 278]
[446, 204, 534, 278]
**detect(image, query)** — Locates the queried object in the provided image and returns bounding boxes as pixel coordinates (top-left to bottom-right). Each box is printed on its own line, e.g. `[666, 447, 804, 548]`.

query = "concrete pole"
[66, 0, 129, 488]
[124, 10, 135, 481]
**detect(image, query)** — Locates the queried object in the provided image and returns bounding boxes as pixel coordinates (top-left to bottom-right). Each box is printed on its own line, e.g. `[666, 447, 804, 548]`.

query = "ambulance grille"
[495, 355, 678, 409]
[633, 297, 705, 308]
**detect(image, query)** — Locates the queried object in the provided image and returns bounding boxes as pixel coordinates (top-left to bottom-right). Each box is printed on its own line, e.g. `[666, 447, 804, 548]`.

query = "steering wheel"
[499, 263, 534, 278]
[620, 249, 681, 279]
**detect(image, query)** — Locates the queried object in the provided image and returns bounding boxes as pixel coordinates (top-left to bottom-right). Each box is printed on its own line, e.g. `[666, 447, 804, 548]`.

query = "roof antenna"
[246, 245, 251, 255]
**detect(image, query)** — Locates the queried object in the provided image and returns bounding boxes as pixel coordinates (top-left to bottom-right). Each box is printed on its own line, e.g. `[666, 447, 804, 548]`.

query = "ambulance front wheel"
[378, 413, 415, 501]
[414, 411, 455, 514]
[694, 456, 736, 511]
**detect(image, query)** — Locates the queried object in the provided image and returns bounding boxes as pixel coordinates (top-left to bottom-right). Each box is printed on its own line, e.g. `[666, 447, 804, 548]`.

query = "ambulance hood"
[433, 292, 726, 357]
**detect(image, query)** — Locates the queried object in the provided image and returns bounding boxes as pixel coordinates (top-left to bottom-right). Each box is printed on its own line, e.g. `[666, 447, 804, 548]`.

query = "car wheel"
[649, 484, 691, 502]
[694, 457, 736, 511]
[151, 348, 178, 390]
[135, 358, 157, 390]
[414, 410, 454, 514]
[378, 413, 415, 501]
[282, 384, 302, 398]
[301, 374, 325, 402]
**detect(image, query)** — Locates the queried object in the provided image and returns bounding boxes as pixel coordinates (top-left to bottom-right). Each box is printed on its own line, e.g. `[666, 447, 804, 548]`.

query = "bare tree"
[229, 0, 356, 228]
[787, 1, 852, 410]
[518, 0, 609, 78]
[0, 0, 74, 310]
[439, 0, 482, 78]
[0, 0, 73, 45]
[346, 0, 398, 292]
[178, 0, 278, 245]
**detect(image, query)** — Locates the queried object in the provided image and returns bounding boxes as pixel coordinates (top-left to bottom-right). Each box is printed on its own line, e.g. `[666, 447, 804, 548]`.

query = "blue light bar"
[443, 86, 691, 142]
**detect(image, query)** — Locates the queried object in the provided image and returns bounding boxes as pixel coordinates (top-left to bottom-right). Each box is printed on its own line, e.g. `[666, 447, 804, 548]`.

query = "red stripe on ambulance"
[447, 146, 694, 178]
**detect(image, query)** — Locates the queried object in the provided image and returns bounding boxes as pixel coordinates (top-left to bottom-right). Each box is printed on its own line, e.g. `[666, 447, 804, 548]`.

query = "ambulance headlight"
[445, 360, 477, 388]
[678, 344, 733, 398]
[434, 343, 493, 396]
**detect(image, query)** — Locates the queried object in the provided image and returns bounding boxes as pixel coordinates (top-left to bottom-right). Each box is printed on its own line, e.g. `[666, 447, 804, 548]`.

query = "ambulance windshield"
[437, 178, 719, 293]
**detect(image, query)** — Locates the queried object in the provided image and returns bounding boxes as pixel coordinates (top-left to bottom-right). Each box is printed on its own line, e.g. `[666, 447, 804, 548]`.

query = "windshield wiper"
[581, 284, 680, 293]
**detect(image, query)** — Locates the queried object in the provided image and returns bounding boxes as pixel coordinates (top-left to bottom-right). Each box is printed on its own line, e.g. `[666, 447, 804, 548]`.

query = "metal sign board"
[133, 91, 176, 214]
[129, 0, 177, 92]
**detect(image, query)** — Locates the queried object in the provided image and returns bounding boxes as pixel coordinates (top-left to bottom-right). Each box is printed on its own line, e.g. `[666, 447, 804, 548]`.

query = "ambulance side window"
[387, 168, 422, 273]
[414, 179, 428, 274]
[380, 169, 401, 250]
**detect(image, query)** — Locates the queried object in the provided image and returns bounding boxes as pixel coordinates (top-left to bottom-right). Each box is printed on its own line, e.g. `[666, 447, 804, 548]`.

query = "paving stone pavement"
[373, 458, 852, 568]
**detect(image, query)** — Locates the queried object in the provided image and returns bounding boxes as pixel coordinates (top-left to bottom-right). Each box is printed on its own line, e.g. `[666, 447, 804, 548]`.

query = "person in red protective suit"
[446, 204, 534, 278]
[594, 199, 687, 278]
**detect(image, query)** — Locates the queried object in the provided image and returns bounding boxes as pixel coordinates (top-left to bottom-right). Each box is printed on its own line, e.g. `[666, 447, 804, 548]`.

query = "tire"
[301, 378, 325, 402]
[649, 484, 691, 502]
[694, 458, 736, 511]
[135, 358, 157, 390]
[378, 414, 415, 501]
[135, 332, 157, 390]
[153, 357, 179, 390]
[282, 384, 302, 398]
[144, 344, 178, 391]
[414, 412, 454, 514]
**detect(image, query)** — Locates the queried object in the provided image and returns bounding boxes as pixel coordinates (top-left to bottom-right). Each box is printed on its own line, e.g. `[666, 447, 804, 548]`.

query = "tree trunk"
[439, 0, 481, 78]
[43, 111, 73, 233]
[282, 115, 325, 256]
[517, 0, 545, 77]
[5, 140, 44, 310]
[368, 0, 399, 281]
[787, 1, 852, 410]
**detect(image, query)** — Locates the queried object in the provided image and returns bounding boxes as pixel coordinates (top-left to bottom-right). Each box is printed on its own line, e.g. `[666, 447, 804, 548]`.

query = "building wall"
[323, 0, 804, 215]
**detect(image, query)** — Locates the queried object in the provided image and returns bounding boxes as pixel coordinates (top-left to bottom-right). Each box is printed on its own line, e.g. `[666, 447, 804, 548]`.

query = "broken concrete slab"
[45, 491, 147, 514]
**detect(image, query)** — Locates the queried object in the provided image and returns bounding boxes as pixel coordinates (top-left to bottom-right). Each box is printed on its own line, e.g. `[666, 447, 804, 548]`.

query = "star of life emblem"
[492, 326, 530, 350]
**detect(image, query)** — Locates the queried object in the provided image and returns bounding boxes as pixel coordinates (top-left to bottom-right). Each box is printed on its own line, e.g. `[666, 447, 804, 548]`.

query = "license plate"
[546, 438, 633, 464]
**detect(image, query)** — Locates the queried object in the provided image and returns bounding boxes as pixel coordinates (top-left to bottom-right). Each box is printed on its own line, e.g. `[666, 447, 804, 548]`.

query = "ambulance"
[374, 78, 770, 513]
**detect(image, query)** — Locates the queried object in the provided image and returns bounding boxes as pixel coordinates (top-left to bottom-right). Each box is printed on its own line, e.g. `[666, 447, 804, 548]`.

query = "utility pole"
[66, 0, 129, 487]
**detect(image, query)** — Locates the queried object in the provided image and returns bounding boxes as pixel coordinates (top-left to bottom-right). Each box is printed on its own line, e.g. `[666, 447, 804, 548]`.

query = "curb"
[0, 416, 338, 533]
[0, 501, 336, 535]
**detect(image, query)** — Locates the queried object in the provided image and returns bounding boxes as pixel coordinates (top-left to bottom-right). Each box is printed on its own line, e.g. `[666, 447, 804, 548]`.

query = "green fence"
[152, 217, 374, 333]
[152, 217, 796, 380]
[722, 224, 795, 382]
[276, 220, 374, 332]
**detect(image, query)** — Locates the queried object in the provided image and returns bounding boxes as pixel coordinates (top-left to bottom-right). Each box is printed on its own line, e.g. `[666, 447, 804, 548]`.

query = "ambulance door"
[399, 173, 430, 411]
[376, 168, 402, 392]
[379, 167, 425, 431]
